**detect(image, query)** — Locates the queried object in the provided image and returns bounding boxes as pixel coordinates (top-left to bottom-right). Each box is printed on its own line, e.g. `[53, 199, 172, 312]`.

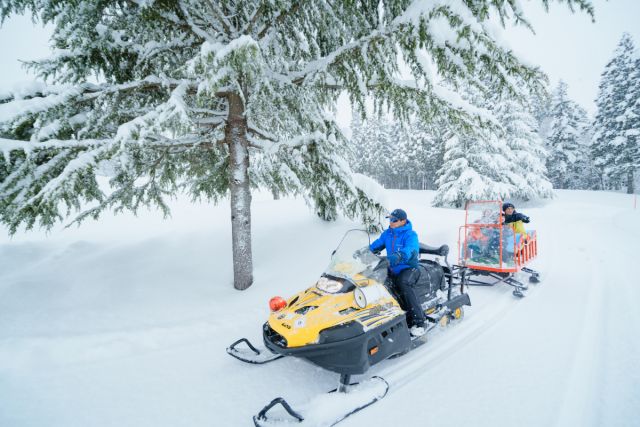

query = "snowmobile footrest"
[254, 397, 304, 426]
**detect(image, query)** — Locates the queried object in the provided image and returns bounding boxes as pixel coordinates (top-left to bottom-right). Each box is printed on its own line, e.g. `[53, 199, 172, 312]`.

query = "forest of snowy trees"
[1, 1, 637, 290]
[1, 0, 599, 290]
[352, 32, 640, 200]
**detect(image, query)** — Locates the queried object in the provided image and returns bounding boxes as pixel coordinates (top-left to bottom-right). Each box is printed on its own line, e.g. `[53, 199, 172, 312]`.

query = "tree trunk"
[627, 170, 635, 194]
[226, 93, 253, 290]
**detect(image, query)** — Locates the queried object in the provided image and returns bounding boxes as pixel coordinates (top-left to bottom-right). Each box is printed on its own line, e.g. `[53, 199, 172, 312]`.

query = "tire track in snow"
[577, 208, 640, 425]
[554, 250, 604, 427]
[552, 207, 616, 427]
[372, 286, 523, 391]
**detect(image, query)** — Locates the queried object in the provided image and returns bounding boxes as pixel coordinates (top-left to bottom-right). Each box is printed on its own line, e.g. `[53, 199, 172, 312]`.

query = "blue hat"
[386, 208, 407, 221]
[502, 202, 515, 212]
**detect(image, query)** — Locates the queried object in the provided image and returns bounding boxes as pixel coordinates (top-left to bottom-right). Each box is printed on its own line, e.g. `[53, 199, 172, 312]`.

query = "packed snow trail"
[1, 190, 639, 427]
[340, 191, 640, 427]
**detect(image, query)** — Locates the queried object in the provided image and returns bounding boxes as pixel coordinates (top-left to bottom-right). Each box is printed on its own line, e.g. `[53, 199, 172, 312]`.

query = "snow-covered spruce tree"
[529, 83, 554, 142]
[574, 126, 602, 190]
[432, 81, 518, 207]
[0, 1, 593, 290]
[433, 125, 515, 208]
[494, 98, 553, 199]
[351, 115, 395, 188]
[546, 80, 590, 189]
[396, 119, 446, 190]
[350, 115, 443, 190]
[592, 33, 640, 193]
[532, 81, 598, 189]
[412, 120, 446, 190]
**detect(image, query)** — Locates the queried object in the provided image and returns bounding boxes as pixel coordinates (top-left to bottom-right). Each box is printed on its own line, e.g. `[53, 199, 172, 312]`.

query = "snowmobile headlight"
[316, 277, 343, 293]
[354, 288, 367, 308]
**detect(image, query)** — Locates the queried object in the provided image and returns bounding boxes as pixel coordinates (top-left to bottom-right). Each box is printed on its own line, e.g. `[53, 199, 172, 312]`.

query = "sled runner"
[227, 229, 471, 426]
[459, 200, 540, 297]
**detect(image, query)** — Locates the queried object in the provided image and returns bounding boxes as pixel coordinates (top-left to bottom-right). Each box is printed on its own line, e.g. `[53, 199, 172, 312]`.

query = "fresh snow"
[1, 189, 639, 427]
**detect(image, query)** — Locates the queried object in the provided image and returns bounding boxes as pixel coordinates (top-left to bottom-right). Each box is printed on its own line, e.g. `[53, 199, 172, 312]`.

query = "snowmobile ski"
[226, 338, 284, 364]
[253, 375, 389, 427]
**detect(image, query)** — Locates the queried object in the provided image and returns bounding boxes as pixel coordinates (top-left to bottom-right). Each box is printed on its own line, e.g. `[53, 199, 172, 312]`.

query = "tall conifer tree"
[0, 0, 594, 289]
[592, 33, 640, 193]
[546, 81, 590, 189]
[494, 98, 553, 199]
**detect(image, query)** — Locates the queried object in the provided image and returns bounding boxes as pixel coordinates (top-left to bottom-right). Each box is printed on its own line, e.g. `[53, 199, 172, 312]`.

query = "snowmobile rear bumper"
[263, 316, 411, 375]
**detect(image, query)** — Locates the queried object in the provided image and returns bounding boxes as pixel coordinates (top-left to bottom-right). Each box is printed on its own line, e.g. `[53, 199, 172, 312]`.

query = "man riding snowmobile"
[368, 208, 425, 337]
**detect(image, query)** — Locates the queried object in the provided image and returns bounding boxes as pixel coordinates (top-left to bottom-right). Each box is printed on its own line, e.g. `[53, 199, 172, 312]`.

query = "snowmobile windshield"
[323, 230, 388, 286]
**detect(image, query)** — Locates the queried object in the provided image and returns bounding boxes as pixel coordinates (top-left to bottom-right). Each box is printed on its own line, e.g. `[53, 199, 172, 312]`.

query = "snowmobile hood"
[267, 274, 404, 348]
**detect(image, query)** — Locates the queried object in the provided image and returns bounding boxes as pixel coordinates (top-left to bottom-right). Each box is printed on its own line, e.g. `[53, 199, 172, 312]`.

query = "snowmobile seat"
[419, 243, 449, 257]
[414, 261, 446, 296]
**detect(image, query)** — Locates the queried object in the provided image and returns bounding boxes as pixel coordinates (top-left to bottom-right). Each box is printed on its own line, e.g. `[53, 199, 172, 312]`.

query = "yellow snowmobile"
[227, 230, 471, 426]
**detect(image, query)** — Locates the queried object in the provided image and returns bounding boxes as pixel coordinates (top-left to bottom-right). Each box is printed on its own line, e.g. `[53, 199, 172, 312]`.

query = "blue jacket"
[369, 220, 419, 276]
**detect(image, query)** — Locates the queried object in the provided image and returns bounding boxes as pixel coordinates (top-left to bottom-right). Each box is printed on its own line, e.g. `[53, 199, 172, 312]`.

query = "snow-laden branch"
[0, 86, 84, 123]
[0, 81, 64, 102]
[0, 77, 209, 126]
[25, 146, 108, 205]
[247, 121, 277, 142]
[177, 0, 217, 43]
[0, 149, 72, 202]
[248, 130, 325, 153]
[255, 1, 304, 40]
[1, 137, 107, 160]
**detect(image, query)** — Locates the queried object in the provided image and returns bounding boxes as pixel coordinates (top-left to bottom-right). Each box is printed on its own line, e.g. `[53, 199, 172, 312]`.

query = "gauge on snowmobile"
[354, 283, 388, 309]
[354, 287, 367, 308]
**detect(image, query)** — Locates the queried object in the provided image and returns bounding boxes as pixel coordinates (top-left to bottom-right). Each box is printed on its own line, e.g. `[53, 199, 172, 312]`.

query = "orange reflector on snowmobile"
[269, 296, 287, 312]
[369, 346, 379, 355]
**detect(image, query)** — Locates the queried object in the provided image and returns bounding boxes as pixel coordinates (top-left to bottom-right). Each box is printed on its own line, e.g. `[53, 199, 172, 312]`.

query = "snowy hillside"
[1, 189, 639, 427]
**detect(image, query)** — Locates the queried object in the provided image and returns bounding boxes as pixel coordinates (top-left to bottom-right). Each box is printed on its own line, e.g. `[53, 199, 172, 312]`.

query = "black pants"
[394, 268, 426, 328]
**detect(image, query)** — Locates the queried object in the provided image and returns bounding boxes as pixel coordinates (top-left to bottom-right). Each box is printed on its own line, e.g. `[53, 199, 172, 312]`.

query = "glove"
[522, 215, 530, 223]
[387, 252, 401, 267]
[353, 246, 370, 259]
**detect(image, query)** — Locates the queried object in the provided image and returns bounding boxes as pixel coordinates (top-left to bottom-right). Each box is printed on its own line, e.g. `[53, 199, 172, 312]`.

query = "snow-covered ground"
[1, 189, 638, 427]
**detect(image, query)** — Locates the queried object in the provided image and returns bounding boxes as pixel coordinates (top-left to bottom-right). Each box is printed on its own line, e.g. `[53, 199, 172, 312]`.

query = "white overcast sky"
[1, 0, 639, 124]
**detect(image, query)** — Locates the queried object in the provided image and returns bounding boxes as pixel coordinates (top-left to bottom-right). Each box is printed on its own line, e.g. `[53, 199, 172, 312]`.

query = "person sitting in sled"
[501, 202, 531, 261]
[467, 209, 501, 264]
[467, 209, 500, 258]
[502, 202, 530, 237]
[368, 208, 426, 337]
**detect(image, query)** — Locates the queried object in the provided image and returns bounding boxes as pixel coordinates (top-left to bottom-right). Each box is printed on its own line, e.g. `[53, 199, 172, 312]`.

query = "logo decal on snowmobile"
[281, 322, 291, 329]
[294, 317, 306, 328]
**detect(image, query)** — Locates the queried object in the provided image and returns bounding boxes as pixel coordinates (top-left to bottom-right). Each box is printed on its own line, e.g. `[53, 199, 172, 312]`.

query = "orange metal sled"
[458, 200, 540, 297]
